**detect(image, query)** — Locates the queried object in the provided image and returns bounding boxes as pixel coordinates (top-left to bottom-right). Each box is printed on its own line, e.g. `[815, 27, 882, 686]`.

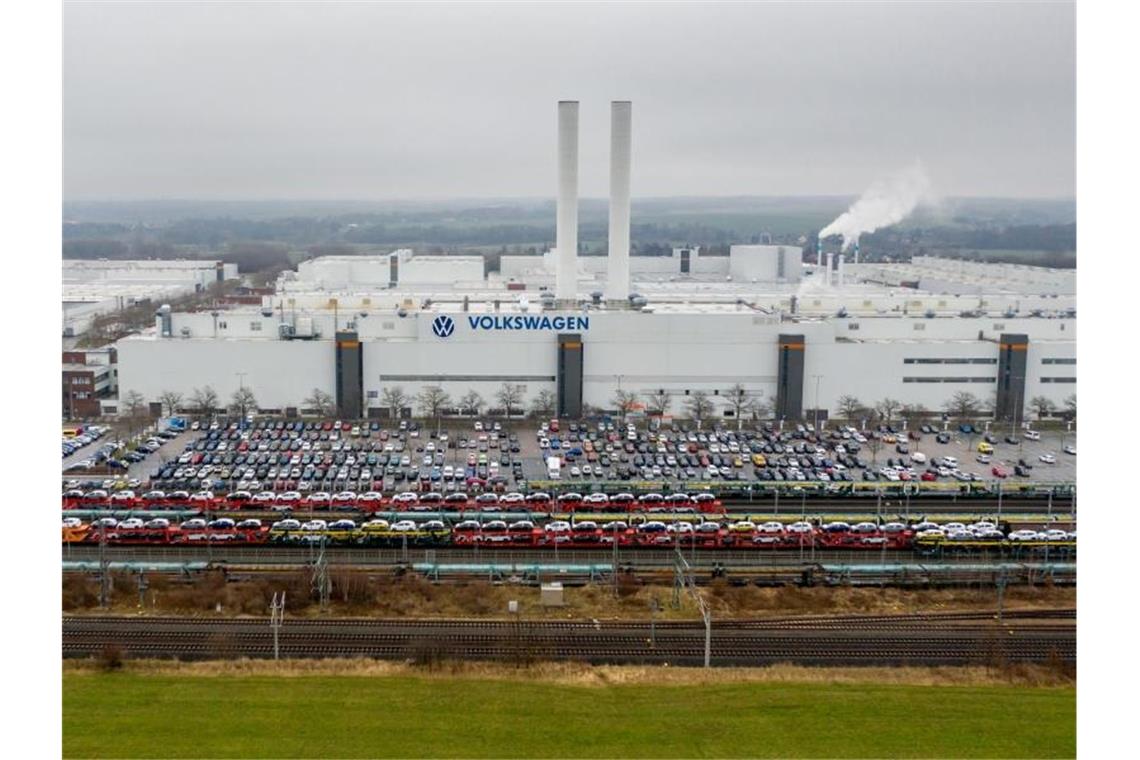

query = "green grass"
[64, 672, 1074, 758]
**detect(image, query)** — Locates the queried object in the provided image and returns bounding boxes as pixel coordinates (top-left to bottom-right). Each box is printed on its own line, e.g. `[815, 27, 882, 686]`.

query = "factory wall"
[728, 245, 803, 282]
[116, 338, 336, 410]
[118, 310, 1075, 420]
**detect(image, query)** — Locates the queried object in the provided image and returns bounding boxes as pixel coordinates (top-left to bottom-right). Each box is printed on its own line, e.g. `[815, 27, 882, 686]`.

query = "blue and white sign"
[466, 315, 589, 331]
[431, 313, 589, 338]
[431, 314, 456, 338]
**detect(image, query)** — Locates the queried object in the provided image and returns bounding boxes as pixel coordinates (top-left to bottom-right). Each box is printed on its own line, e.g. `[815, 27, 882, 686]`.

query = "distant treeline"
[61, 211, 1077, 273]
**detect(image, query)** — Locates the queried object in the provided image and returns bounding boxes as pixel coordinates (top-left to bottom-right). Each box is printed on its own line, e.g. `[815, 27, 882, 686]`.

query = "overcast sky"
[64, 1, 1075, 201]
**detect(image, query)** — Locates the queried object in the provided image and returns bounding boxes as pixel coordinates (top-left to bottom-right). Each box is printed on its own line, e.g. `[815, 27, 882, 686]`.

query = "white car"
[117, 518, 145, 529]
[145, 518, 171, 529]
[785, 521, 814, 534]
[976, 454, 992, 464]
[1023, 430, 1041, 441]
[1008, 529, 1041, 541]
[391, 520, 418, 532]
[300, 520, 328, 532]
[62, 517, 84, 528]
[1039, 453, 1056, 464]
[1063, 445, 1076, 455]
[271, 519, 301, 531]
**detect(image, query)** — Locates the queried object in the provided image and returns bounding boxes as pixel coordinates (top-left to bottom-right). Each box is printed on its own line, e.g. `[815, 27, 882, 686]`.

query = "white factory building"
[115, 101, 1075, 424]
[63, 259, 239, 337]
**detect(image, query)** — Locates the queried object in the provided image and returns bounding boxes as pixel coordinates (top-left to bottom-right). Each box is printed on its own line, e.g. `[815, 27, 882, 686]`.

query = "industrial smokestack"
[825, 253, 834, 287]
[606, 101, 632, 301]
[837, 254, 846, 288]
[556, 101, 579, 302]
[853, 240, 860, 264]
[816, 238, 823, 267]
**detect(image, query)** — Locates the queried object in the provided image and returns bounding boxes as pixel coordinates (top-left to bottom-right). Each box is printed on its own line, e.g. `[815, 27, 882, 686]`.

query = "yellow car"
[751, 453, 767, 467]
[977, 441, 994, 454]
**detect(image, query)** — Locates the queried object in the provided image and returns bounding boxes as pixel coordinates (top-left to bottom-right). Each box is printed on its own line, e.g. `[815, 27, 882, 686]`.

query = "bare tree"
[944, 391, 982, 420]
[1029, 395, 1056, 421]
[303, 388, 335, 417]
[229, 387, 258, 419]
[725, 384, 756, 430]
[1063, 393, 1076, 421]
[750, 396, 774, 422]
[380, 386, 410, 419]
[157, 390, 183, 418]
[459, 390, 485, 417]
[121, 390, 147, 420]
[119, 390, 148, 441]
[646, 390, 671, 417]
[190, 386, 219, 419]
[837, 394, 863, 421]
[530, 389, 556, 419]
[495, 383, 525, 419]
[900, 403, 928, 427]
[611, 390, 640, 424]
[685, 391, 714, 429]
[875, 398, 903, 424]
[416, 385, 452, 429]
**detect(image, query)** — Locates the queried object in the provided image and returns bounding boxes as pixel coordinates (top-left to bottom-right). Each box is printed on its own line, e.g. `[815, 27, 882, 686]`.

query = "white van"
[942, 456, 958, 468]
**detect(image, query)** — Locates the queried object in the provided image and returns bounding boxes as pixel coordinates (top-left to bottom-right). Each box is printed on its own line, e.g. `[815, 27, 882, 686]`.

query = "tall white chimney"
[606, 101, 632, 301]
[825, 253, 834, 287]
[556, 101, 579, 302]
[837, 254, 846, 288]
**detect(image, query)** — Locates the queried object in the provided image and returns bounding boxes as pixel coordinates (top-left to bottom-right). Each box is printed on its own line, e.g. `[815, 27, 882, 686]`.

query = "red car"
[920, 471, 937, 482]
[992, 466, 1008, 478]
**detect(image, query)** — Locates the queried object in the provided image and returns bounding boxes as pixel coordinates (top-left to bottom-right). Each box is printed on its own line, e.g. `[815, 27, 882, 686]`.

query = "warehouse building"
[63, 259, 239, 337]
[115, 101, 1075, 423]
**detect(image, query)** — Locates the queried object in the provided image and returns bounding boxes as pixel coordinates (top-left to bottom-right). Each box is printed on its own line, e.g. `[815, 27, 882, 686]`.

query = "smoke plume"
[819, 163, 932, 251]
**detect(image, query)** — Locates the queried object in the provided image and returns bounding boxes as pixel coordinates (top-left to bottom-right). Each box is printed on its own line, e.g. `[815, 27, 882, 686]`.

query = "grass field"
[64, 668, 1074, 758]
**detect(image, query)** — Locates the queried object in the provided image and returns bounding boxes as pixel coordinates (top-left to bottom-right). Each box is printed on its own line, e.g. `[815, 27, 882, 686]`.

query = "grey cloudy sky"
[64, 1, 1075, 201]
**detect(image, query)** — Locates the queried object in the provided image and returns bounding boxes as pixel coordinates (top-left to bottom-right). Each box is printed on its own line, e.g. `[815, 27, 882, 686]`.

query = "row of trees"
[118, 382, 1076, 429]
[834, 392, 1077, 424]
[608, 384, 770, 429]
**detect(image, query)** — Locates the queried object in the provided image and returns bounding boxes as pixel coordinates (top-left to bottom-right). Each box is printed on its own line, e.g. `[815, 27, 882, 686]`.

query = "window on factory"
[847, 323, 860, 330]
[903, 377, 997, 384]
[382, 321, 395, 330]
[913, 323, 926, 331]
[250, 322, 262, 331]
[218, 321, 227, 329]
[1041, 377, 1077, 383]
[367, 391, 378, 399]
[904, 358, 997, 365]
[1042, 358, 1076, 365]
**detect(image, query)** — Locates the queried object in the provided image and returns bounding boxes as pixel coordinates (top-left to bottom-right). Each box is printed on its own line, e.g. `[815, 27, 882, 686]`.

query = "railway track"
[63, 609, 1074, 666]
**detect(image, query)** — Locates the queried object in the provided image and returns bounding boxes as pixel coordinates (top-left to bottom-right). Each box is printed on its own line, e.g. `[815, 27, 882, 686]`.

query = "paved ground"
[67, 421, 1075, 492]
[62, 429, 197, 485]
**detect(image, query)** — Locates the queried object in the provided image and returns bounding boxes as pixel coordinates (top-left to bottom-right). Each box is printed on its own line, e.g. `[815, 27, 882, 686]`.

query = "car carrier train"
[62, 514, 1075, 556]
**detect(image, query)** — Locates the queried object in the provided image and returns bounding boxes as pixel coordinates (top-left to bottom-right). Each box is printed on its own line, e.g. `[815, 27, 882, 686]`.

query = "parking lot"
[62, 417, 1076, 500]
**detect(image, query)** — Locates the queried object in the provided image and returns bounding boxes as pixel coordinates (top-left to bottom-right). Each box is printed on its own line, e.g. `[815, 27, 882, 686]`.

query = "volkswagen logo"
[431, 314, 455, 338]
